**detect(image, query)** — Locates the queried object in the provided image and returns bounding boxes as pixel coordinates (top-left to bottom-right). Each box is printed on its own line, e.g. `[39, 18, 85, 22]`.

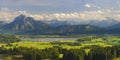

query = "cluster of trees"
[0, 47, 60, 60]
[63, 49, 86, 60]
[0, 35, 20, 43]
[77, 36, 92, 42]
[51, 41, 81, 46]
[63, 45, 120, 60]
[0, 45, 120, 60]
[20, 48, 60, 60]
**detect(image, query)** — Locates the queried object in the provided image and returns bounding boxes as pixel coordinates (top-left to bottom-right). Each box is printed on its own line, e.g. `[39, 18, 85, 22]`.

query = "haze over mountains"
[0, 14, 119, 35]
[0, 0, 120, 35]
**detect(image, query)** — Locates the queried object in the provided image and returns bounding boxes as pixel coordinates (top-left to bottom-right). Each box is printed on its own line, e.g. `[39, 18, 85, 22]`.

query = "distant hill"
[107, 23, 120, 29]
[43, 20, 70, 27]
[55, 25, 103, 34]
[4, 14, 51, 31]
[40, 18, 120, 27]
[0, 14, 120, 35]
[22, 24, 104, 35]
[88, 19, 120, 27]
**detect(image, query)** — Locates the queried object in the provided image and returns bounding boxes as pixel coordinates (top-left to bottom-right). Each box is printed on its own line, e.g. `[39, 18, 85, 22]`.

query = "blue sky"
[0, 0, 120, 22]
[0, 0, 120, 13]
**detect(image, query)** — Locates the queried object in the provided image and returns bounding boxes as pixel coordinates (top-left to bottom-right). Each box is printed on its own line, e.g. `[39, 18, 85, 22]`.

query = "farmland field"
[0, 35, 120, 60]
[2, 35, 120, 50]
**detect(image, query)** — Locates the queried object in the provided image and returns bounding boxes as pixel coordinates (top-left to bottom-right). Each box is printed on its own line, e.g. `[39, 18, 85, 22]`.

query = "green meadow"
[2, 35, 120, 50]
[0, 35, 120, 60]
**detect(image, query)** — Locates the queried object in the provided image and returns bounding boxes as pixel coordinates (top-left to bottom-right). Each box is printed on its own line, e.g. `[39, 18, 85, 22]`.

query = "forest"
[0, 45, 120, 60]
[0, 35, 120, 60]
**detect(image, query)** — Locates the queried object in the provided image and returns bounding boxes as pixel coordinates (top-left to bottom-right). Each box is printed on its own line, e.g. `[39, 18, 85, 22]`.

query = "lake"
[20, 38, 78, 42]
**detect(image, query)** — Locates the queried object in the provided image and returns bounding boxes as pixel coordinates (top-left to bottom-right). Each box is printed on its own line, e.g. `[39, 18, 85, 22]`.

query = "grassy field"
[1, 40, 113, 50]
[2, 35, 120, 49]
[0, 35, 119, 56]
[0, 35, 120, 60]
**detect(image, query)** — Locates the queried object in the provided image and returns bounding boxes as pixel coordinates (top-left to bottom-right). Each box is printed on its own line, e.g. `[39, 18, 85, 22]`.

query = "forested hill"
[0, 35, 20, 43]
[0, 14, 120, 35]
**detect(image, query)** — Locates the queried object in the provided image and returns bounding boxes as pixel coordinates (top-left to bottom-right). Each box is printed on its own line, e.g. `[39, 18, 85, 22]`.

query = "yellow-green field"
[0, 35, 120, 60]
[1, 35, 120, 52]
[0, 40, 112, 50]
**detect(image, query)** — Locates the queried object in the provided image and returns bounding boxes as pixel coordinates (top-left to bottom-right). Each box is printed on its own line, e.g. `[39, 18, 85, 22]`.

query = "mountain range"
[0, 14, 120, 35]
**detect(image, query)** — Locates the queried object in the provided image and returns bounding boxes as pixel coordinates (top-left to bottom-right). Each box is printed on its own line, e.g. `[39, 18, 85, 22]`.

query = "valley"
[0, 35, 119, 60]
[1, 0, 120, 60]
[0, 15, 120, 60]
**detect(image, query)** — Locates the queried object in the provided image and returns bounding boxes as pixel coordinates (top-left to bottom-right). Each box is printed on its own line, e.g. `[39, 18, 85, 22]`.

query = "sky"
[0, 0, 120, 22]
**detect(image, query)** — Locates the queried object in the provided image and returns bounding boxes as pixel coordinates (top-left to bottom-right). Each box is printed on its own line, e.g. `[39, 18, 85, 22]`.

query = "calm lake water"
[20, 38, 78, 42]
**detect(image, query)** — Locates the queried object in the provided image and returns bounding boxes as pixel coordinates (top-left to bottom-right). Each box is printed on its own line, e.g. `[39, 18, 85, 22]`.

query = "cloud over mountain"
[0, 8, 120, 23]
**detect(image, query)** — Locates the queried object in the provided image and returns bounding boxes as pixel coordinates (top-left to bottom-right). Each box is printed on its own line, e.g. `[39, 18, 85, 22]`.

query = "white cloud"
[84, 3, 92, 8]
[0, 8, 120, 23]
[84, 3, 102, 10]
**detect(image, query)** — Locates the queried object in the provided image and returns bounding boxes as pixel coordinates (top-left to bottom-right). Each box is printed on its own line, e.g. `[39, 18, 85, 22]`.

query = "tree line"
[0, 34, 20, 43]
[0, 45, 120, 60]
